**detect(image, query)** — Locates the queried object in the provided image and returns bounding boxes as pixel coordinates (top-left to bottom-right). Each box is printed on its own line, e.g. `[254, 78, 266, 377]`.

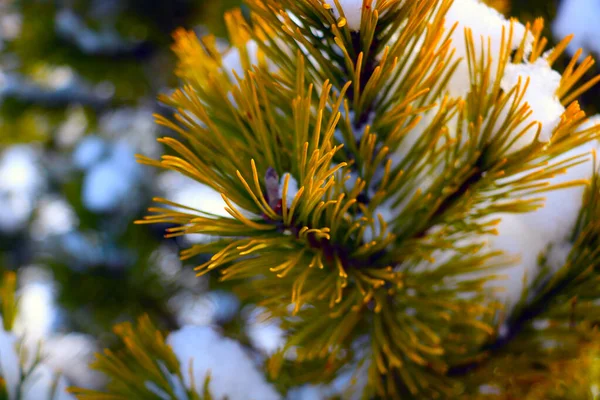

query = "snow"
[205, 291, 240, 323]
[499, 57, 564, 150]
[553, 0, 600, 59]
[517, 141, 596, 244]
[43, 333, 105, 389]
[515, 115, 600, 247]
[384, 1, 588, 304]
[288, 352, 369, 400]
[221, 40, 262, 79]
[484, 213, 548, 302]
[486, 116, 600, 303]
[13, 271, 60, 343]
[0, 329, 76, 400]
[362, 202, 395, 243]
[0, 267, 100, 395]
[168, 291, 239, 327]
[546, 242, 573, 271]
[324, 0, 363, 31]
[389, 0, 543, 164]
[222, 45, 245, 79]
[3, 267, 102, 392]
[390, 103, 455, 168]
[21, 364, 75, 400]
[445, 0, 531, 98]
[157, 171, 237, 243]
[279, 173, 299, 209]
[0, 330, 20, 400]
[166, 326, 281, 400]
[245, 307, 285, 356]
[287, 385, 328, 400]
[158, 171, 230, 218]
[327, 363, 369, 400]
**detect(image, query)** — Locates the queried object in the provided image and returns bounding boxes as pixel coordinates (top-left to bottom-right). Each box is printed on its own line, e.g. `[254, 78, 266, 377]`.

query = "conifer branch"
[137, 0, 600, 397]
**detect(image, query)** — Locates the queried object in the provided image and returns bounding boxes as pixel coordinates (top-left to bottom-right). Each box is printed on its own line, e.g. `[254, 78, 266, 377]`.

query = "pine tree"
[85, 0, 600, 398]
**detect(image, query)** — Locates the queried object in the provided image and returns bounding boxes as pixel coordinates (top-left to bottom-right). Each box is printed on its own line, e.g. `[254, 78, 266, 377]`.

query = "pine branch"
[135, 0, 600, 397]
[450, 168, 600, 377]
[69, 315, 210, 400]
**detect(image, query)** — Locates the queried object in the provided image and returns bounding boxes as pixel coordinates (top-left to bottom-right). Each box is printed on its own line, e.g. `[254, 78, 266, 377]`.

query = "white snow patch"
[43, 333, 105, 389]
[13, 277, 59, 343]
[0, 330, 20, 400]
[324, 0, 364, 31]
[499, 57, 564, 150]
[279, 173, 299, 209]
[245, 307, 286, 356]
[445, 0, 531, 98]
[167, 326, 281, 400]
[0, 329, 76, 400]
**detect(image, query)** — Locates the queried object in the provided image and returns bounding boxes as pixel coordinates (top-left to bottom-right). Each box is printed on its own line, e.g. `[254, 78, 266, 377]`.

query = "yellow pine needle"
[133, 3, 600, 398]
[270, 250, 306, 278]
[0, 272, 16, 331]
[221, 194, 276, 231]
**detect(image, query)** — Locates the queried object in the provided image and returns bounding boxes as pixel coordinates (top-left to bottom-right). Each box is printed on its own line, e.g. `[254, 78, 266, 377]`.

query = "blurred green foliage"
[0, 0, 242, 336]
[2, 0, 244, 145]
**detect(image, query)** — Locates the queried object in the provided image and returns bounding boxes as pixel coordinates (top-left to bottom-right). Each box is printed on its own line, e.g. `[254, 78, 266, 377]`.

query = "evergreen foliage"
[70, 315, 214, 400]
[0, 271, 74, 400]
[2, 0, 600, 399]
[128, 0, 600, 398]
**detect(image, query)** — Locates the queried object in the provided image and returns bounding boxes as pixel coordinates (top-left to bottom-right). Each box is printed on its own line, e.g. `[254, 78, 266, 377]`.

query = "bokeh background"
[0, 0, 597, 393]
